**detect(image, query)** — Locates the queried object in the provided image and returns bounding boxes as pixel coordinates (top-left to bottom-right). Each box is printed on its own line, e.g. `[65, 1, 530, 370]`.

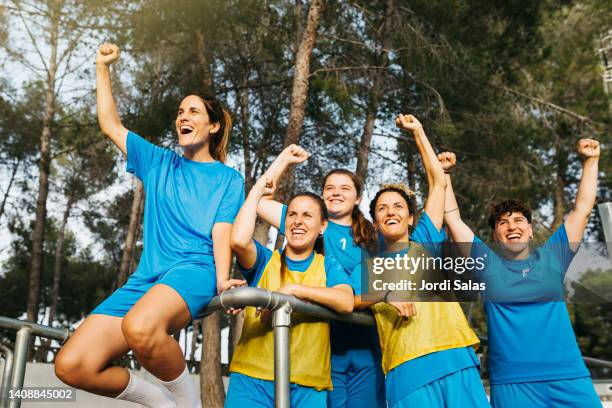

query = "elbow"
[339, 295, 354, 314]
[230, 234, 249, 252]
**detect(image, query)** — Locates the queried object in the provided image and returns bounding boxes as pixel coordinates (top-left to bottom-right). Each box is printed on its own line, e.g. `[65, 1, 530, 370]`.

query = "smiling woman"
[53, 43, 245, 408]
[227, 167, 354, 407]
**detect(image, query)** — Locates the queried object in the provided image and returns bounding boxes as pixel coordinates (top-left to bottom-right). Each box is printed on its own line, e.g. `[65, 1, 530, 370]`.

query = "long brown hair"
[322, 169, 376, 246]
[280, 192, 327, 283]
[192, 93, 232, 163]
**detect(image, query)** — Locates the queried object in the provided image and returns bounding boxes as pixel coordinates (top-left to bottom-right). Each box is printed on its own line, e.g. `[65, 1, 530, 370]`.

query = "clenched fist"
[96, 43, 120, 66]
[396, 114, 423, 133]
[437, 152, 456, 173]
[281, 144, 310, 165]
[577, 138, 600, 160]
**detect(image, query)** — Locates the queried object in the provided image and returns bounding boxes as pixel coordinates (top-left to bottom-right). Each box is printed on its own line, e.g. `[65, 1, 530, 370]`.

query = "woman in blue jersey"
[227, 174, 354, 407]
[354, 114, 489, 408]
[439, 140, 601, 408]
[256, 150, 385, 407]
[55, 44, 245, 408]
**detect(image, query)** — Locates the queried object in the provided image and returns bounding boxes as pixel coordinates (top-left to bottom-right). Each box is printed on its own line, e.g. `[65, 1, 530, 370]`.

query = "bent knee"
[55, 349, 90, 387]
[121, 315, 165, 358]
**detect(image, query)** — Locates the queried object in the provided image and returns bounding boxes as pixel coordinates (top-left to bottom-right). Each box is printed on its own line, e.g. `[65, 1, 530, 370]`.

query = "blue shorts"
[490, 377, 600, 408]
[394, 366, 490, 408]
[329, 348, 385, 408]
[91, 262, 217, 319]
[225, 372, 327, 408]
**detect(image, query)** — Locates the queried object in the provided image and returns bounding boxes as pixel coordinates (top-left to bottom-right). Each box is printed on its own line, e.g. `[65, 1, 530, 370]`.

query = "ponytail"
[193, 93, 232, 163]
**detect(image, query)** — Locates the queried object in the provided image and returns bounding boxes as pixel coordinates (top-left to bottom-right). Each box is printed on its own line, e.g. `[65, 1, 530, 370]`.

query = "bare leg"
[121, 284, 191, 381]
[54, 314, 130, 396]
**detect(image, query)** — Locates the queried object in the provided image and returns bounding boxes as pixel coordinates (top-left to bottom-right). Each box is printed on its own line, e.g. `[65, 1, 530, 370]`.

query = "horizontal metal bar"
[583, 356, 612, 369]
[197, 287, 375, 326]
[0, 317, 69, 343]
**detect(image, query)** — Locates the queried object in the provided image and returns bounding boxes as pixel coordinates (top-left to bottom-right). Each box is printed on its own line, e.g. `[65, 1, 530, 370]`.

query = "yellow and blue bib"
[230, 249, 333, 390]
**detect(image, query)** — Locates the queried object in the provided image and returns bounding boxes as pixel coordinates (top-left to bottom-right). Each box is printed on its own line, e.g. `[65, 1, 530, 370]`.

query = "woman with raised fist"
[54, 43, 245, 408]
[356, 114, 489, 408]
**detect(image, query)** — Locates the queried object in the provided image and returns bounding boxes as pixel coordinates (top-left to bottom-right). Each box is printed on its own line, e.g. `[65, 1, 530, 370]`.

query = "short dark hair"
[488, 199, 532, 229]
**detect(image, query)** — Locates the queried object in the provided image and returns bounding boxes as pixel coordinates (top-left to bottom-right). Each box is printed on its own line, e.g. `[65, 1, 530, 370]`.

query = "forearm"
[293, 285, 354, 314]
[414, 127, 446, 190]
[213, 225, 233, 285]
[573, 158, 598, 215]
[96, 64, 127, 154]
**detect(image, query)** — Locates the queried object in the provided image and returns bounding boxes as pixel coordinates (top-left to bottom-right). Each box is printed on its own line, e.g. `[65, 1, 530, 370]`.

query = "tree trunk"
[200, 311, 225, 408]
[355, 0, 394, 182]
[118, 179, 144, 287]
[277, 0, 324, 203]
[189, 319, 200, 362]
[239, 74, 254, 191]
[27, 3, 60, 323]
[552, 145, 567, 230]
[48, 193, 74, 327]
[194, 30, 214, 92]
[0, 158, 20, 220]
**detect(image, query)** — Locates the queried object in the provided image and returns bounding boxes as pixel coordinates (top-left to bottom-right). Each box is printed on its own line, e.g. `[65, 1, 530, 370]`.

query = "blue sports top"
[472, 225, 590, 384]
[125, 131, 244, 282]
[238, 239, 351, 288]
[280, 205, 380, 350]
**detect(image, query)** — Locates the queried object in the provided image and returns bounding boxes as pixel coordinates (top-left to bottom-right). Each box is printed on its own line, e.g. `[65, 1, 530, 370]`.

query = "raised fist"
[281, 144, 310, 165]
[396, 114, 423, 133]
[437, 152, 456, 172]
[576, 138, 600, 160]
[96, 43, 120, 66]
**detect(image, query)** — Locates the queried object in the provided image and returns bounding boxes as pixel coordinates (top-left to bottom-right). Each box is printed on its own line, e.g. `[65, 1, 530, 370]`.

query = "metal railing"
[1, 287, 611, 408]
[197, 286, 375, 408]
[0, 317, 69, 408]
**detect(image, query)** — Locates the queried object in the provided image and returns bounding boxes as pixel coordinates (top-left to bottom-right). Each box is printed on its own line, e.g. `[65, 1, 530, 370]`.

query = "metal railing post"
[8, 326, 31, 408]
[0, 344, 14, 408]
[273, 302, 291, 408]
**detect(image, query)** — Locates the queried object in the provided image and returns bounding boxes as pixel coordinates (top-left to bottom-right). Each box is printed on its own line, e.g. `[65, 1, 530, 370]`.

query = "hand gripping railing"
[197, 286, 375, 408]
[0, 317, 70, 408]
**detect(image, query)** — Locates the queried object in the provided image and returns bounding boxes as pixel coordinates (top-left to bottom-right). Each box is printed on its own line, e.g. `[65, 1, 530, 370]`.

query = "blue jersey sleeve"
[126, 131, 169, 180]
[540, 224, 576, 275]
[214, 172, 245, 224]
[351, 264, 363, 296]
[238, 240, 273, 287]
[279, 204, 288, 235]
[325, 255, 352, 289]
[410, 212, 446, 256]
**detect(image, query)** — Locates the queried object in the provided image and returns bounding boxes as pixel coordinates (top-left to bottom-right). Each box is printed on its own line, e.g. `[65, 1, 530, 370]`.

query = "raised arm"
[256, 145, 309, 228]
[230, 177, 274, 271]
[564, 138, 600, 244]
[438, 152, 475, 245]
[396, 114, 446, 229]
[96, 43, 128, 155]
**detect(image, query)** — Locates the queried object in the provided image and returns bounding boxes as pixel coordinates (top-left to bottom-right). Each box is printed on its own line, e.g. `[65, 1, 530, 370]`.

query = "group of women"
[52, 43, 602, 408]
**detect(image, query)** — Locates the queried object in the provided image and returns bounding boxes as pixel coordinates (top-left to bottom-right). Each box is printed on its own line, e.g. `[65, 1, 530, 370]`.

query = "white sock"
[160, 366, 201, 408]
[116, 370, 176, 408]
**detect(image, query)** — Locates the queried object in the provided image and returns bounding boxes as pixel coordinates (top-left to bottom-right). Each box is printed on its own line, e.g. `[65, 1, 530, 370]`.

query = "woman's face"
[322, 173, 360, 219]
[175, 95, 220, 150]
[285, 196, 327, 252]
[373, 191, 414, 243]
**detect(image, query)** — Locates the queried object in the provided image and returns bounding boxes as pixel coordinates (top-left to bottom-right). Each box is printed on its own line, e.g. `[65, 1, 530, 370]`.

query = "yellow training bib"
[230, 251, 333, 390]
[372, 244, 479, 374]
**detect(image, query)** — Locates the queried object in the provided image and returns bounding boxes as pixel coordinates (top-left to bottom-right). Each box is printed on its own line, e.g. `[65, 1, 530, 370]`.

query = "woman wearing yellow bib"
[227, 174, 355, 407]
[355, 114, 489, 408]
